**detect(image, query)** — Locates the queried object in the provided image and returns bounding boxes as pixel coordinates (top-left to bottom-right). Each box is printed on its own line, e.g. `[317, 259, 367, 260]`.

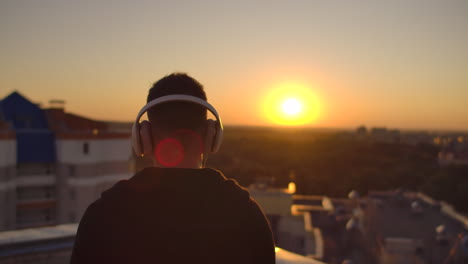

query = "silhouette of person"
[70, 73, 275, 264]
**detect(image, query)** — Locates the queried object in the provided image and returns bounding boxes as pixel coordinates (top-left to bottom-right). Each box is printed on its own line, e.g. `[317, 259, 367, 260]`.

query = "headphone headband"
[132, 94, 223, 157]
[135, 94, 222, 128]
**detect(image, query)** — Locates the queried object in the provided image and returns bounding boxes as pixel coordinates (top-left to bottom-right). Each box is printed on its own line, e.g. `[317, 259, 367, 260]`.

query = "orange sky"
[1, 1, 467, 131]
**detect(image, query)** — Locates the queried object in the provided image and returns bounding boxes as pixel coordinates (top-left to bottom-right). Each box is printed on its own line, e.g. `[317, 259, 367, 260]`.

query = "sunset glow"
[1, 1, 467, 131]
[282, 98, 302, 116]
[264, 83, 320, 126]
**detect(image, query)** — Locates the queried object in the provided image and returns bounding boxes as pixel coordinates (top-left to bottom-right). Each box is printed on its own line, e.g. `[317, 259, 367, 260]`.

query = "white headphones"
[131, 94, 223, 157]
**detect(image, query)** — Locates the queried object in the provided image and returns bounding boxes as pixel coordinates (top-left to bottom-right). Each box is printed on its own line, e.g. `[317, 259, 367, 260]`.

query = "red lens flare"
[155, 138, 184, 167]
[174, 129, 204, 155]
[154, 129, 204, 167]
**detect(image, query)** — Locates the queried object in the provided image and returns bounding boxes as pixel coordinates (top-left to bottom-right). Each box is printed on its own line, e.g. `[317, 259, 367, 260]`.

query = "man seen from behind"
[70, 73, 275, 263]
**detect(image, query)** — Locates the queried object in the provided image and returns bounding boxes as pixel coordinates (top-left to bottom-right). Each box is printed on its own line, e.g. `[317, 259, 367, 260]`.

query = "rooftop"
[0, 224, 326, 263]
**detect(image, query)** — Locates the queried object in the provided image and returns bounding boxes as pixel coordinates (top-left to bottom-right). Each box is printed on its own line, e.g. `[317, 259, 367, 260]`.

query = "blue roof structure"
[15, 131, 56, 163]
[0, 91, 56, 163]
[0, 92, 49, 130]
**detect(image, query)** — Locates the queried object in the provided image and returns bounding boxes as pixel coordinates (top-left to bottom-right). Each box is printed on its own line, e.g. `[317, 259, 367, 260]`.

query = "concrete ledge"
[440, 201, 468, 230]
[417, 192, 468, 230]
[277, 248, 326, 264]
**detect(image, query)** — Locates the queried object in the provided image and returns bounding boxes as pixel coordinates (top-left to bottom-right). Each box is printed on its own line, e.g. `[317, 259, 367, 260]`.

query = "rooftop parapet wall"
[249, 188, 293, 216]
[439, 201, 468, 230]
[416, 192, 468, 229]
[0, 223, 327, 264]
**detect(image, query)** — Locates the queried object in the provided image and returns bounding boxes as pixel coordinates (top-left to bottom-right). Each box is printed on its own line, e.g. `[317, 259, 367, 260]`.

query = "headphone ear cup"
[131, 122, 142, 156]
[212, 120, 223, 153]
[204, 119, 217, 153]
[139, 120, 153, 156]
[206, 119, 222, 153]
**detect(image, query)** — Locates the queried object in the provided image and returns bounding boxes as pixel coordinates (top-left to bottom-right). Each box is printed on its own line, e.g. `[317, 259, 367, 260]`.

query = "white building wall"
[277, 215, 308, 254]
[0, 139, 16, 231]
[55, 138, 132, 224]
[249, 189, 293, 216]
[0, 139, 16, 168]
[63, 172, 129, 223]
[56, 139, 131, 164]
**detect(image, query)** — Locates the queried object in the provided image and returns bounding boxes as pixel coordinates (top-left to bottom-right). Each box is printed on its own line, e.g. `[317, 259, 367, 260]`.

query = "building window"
[69, 212, 76, 222]
[16, 186, 55, 201]
[69, 189, 76, 201]
[45, 209, 51, 222]
[46, 164, 52, 175]
[16, 207, 55, 226]
[83, 142, 89, 155]
[16, 163, 55, 176]
[69, 165, 75, 177]
[5, 167, 10, 180]
[45, 186, 53, 199]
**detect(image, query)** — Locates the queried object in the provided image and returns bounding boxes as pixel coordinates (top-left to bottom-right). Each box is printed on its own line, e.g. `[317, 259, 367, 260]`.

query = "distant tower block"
[49, 99, 66, 109]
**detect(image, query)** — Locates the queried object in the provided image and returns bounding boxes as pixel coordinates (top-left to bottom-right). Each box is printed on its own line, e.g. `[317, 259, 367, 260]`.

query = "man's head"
[138, 73, 217, 168]
[147, 73, 207, 131]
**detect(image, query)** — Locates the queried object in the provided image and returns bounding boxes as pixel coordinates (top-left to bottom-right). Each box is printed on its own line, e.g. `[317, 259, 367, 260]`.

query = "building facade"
[0, 92, 132, 231]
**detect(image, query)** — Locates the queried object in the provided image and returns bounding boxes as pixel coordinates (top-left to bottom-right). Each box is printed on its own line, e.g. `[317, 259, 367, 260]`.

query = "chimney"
[49, 99, 66, 110]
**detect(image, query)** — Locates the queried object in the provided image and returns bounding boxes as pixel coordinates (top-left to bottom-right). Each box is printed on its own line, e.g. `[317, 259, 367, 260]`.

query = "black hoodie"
[70, 167, 275, 264]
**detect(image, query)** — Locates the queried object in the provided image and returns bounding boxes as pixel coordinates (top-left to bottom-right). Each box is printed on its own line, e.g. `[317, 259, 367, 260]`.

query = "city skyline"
[1, 0, 467, 131]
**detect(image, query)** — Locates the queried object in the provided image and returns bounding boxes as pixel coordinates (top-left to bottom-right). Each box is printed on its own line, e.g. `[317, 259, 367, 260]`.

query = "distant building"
[0, 91, 132, 231]
[438, 150, 468, 166]
[249, 180, 325, 260]
[437, 135, 468, 166]
[433, 134, 468, 166]
[351, 126, 408, 144]
[399, 133, 433, 146]
[370, 127, 400, 144]
[355, 126, 367, 139]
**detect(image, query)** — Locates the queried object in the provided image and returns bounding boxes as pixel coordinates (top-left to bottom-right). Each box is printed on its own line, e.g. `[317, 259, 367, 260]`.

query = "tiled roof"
[44, 109, 131, 139]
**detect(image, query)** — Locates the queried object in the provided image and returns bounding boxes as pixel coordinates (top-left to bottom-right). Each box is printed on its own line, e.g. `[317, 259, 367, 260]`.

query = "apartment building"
[0, 91, 132, 231]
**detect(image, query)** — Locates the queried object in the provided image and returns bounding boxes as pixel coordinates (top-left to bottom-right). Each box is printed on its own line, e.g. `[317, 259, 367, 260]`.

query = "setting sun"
[264, 83, 320, 126]
[282, 98, 302, 116]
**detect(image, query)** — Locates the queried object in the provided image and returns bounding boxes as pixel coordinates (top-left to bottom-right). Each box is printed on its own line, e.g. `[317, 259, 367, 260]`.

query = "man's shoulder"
[82, 167, 255, 217]
[203, 168, 253, 201]
[81, 178, 133, 218]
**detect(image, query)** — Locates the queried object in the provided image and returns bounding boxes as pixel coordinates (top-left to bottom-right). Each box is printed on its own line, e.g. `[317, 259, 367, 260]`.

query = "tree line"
[208, 127, 468, 213]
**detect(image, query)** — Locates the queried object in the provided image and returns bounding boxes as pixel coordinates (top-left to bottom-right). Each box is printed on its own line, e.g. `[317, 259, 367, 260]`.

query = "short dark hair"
[147, 73, 207, 130]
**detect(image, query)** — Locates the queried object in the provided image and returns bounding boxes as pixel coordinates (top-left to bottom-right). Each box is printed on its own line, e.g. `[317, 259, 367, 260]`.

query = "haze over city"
[2, 2, 468, 263]
[1, 0, 467, 131]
